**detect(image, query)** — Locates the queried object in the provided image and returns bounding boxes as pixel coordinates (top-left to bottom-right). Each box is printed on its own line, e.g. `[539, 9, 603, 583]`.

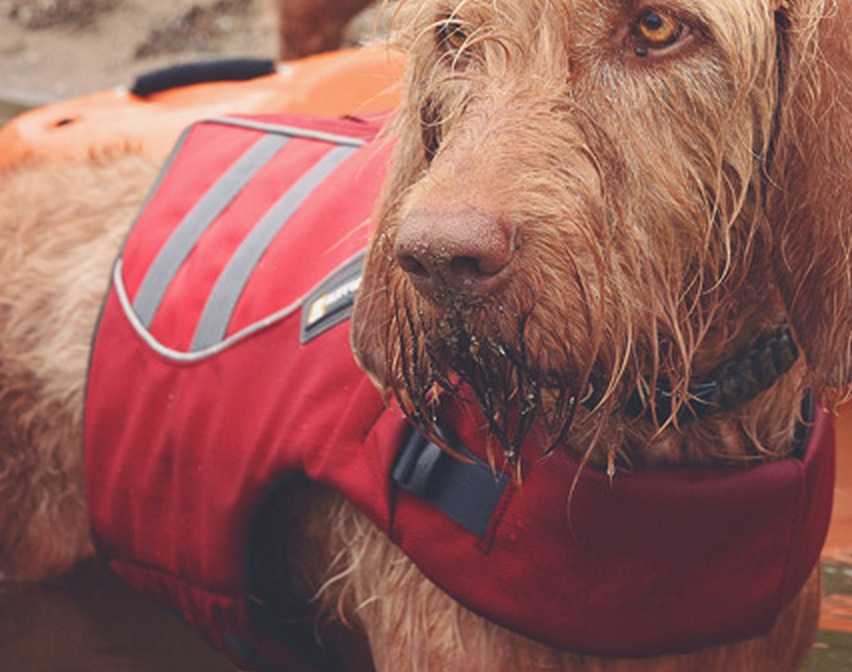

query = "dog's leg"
[0, 154, 157, 580]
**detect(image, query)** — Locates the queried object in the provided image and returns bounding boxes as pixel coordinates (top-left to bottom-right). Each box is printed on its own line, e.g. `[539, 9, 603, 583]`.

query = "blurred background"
[0, 0, 281, 123]
[0, 0, 385, 124]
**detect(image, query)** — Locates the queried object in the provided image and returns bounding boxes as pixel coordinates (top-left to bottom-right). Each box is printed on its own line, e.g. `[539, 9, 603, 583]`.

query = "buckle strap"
[392, 426, 509, 537]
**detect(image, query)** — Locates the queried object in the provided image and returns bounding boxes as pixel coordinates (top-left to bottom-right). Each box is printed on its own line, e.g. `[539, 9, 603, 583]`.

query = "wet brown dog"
[277, 0, 375, 59]
[2, 0, 852, 670]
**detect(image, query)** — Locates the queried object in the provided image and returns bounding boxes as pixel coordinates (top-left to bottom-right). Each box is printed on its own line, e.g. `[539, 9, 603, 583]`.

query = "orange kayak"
[0, 46, 404, 169]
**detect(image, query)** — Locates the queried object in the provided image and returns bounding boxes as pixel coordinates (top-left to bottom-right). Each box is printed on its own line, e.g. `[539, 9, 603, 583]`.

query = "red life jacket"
[84, 114, 835, 671]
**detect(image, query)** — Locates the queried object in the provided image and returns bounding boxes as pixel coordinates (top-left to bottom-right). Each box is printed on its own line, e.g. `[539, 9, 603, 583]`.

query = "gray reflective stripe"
[132, 133, 290, 327]
[190, 144, 358, 352]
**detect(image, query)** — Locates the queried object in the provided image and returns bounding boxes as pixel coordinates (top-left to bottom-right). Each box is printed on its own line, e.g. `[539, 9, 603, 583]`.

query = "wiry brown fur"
[0, 0, 850, 670]
[0, 153, 158, 579]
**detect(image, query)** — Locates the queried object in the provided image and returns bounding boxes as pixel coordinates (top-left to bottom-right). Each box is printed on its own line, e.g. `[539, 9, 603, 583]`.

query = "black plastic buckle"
[392, 427, 446, 497]
[392, 425, 509, 537]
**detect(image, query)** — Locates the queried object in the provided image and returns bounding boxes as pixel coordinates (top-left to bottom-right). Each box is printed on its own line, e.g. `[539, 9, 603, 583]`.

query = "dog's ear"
[767, 0, 852, 403]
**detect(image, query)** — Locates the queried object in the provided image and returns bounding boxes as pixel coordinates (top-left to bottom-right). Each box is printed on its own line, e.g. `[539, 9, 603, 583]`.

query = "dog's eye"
[632, 10, 684, 54]
[636, 11, 680, 45]
[436, 19, 468, 53]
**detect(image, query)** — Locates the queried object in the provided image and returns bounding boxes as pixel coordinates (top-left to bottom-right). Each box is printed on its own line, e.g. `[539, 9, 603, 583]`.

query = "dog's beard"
[384, 290, 594, 463]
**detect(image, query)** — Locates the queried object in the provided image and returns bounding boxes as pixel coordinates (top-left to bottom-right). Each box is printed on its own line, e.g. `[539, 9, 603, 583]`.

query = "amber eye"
[635, 10, 682, 48]
[437, 19, 468, 52]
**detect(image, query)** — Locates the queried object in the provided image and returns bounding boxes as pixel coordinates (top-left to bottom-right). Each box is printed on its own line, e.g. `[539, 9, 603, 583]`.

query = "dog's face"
[352, 0, 852, 465]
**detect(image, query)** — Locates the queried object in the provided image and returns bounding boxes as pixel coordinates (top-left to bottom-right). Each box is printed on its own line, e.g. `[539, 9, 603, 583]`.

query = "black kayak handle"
[131, 58, 277, 97]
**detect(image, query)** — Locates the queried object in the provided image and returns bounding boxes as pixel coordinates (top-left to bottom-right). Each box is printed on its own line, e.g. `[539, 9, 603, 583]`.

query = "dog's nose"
[394, 209, 515, 297]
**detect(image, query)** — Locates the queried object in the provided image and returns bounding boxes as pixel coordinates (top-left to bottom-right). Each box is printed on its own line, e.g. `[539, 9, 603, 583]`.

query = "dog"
[2, 0, 852, 670]
[277, 0, 376, 59]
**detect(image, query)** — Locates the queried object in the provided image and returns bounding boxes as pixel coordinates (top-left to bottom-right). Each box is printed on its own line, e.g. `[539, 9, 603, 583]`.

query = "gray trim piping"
[113, 250, 365, 362]
[205, 116, 369, 147]
[114, 259, 302, 362]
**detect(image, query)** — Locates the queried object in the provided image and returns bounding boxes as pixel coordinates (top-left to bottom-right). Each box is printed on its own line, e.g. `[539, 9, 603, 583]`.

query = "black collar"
[624, 323, 799, 423]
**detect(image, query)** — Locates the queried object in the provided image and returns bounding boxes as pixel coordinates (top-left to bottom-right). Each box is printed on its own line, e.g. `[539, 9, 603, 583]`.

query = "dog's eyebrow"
[613, 0, 708, 23]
